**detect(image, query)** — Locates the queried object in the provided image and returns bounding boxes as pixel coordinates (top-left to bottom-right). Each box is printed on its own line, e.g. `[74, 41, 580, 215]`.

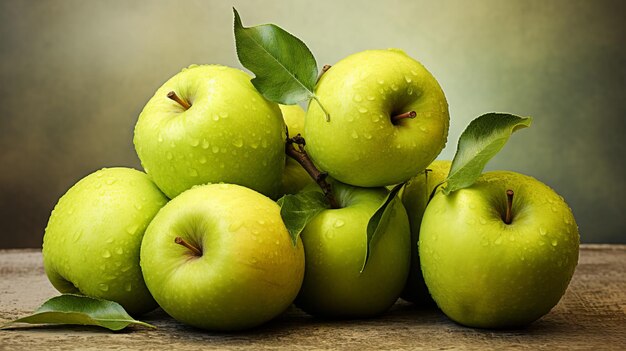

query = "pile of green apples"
[41, 16, 579, 332]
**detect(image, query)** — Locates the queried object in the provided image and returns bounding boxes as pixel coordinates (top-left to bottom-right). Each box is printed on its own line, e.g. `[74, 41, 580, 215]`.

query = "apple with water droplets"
[400, 160, 451, 304]
[419, 171, 579, 328]
[305, 49, 449, 187]
[140, 183, 305, 331]
[295, 182, 411, 317]
[134, 64, 286, 199]
[43, 168, 168, 315]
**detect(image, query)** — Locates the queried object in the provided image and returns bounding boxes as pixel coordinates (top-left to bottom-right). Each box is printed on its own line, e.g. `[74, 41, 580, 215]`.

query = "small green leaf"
[362, 183, 404, 273]
[443, 113, 532, 194]
[278, 190, 330, 245]
[1, 294, 155, 331]
[233, 8, 318, 105]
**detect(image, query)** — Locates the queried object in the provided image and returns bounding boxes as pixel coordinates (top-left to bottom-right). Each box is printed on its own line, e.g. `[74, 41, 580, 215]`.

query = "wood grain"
[1, 245, 624, 350]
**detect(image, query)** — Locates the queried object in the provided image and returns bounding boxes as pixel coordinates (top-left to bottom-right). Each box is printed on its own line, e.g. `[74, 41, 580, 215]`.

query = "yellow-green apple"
[305, 49, 449, 187]
[419, 171, 579, 328]
[400, 160, 451, 304]
[140, 183, 305, 331]
[295, 182, 411, 317]
[279, 104, 314, 195]
[42, 168, 168, 315]
[134, 64, 286, 199]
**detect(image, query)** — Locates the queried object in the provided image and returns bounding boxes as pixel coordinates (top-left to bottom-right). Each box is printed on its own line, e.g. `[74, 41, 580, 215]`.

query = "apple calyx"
[503, 189, 514, 224]
[174, 236, 202, 256]
[167, 91, 191, 110]
[391, 111, 417, 125]
[285, 134, 340, 209]
[316, 64, 331, 83]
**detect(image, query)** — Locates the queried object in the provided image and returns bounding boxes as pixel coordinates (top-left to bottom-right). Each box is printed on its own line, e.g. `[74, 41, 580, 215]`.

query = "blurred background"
[0, 0, 624, 248]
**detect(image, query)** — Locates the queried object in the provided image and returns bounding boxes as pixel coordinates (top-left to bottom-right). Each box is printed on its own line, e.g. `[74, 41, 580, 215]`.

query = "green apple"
[134, 64, 286, 199]
[296, 182, 411, 317]
[43, 167, 168, 315]
[140, 183, 305, 331]
[279, 104, 314, 195]
[305, 49, 449, 187]
[419, 171, 579, 328]
[400, 160, 451, 304]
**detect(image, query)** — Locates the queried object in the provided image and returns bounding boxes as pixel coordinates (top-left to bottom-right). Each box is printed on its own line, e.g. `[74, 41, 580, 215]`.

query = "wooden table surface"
[0, 245, 624, 350]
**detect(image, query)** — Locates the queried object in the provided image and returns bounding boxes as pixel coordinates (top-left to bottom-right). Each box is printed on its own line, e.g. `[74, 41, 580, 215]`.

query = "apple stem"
[285, 135, 340, 209]
[174, 236, 202, 256]
[504, 189, 514, 224]
[167, 91, 191, 110]
[391, 111, 417, 124]
[316, 64, 331, 83]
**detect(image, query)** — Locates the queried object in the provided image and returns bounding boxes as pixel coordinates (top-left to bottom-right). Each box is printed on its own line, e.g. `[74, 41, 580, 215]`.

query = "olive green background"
[1, 0, 624, 247]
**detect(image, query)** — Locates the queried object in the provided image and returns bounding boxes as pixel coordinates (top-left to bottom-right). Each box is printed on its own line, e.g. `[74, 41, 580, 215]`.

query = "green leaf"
[233, 8, 318, 105]
[362, 183, 404, 273]
[1, 294, 155, 331]
[278, 190, 330, 245]
[443, 113, 532, 195]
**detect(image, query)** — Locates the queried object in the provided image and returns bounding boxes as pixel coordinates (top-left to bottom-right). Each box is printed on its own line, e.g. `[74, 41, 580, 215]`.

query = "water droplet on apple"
[115, 247, 124, 255]
[480, 237, 489, 246]
[199, 156, 207, 164]
[358, 107, 368, 113]
[411, 70, 419, 76]
[232, 138, 244, 148]
[201, 139, 209, 149]
[98, 283, 109, 292]
[391, 84, 399, 91]
[551, 206, 558, 212]
[378, 79, 385, 85]
[494, 236, 503, 245]
[346, 115, 354, 122]
[367, 95, 375, 101]
[124, 282, 132, 292]
[219, 112, 229, 118]
[72, 230, 83, 242]
[333, 219, 345, 228]
[539, 227, 547, 236]
[351, 130, 359, 139]
[212, 114, 220, 121]
[106, 179, 116, 185]
[325, 231, 335, 239]
[419, 126, 428, 132]
[404, 76, 412, 83]
[96, 171, 104, 178]
[101, 250, 111, 258]
[121, 265, 131, 272]
[126, 224, 139, 234]
[563, 216, 571, 224]
[479, 218, 487, 225]
[262, 139, 268, 148]
[106, 238, 114, 244]
[371, 114, 381, 122]
[229, 220, 243, 232]
[166, 152, 173, 160]
[157, 134, 163, 143]
[211, 146, 220, 153]
[353, 94, 363, 102]
[551, 239, 558, 247]
[509, 235, 516, 242]
[363, 132, 372, 139]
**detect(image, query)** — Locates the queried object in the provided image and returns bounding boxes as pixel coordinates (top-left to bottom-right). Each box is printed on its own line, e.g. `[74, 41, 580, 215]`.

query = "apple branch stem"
[504, 189, 514, 224]
[316, 64, 331, 83]
[167, 91, 191, 110]
[285, 135, 339, 209]
[391, 111, 417, 124]
[174, 236, 202, 256]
